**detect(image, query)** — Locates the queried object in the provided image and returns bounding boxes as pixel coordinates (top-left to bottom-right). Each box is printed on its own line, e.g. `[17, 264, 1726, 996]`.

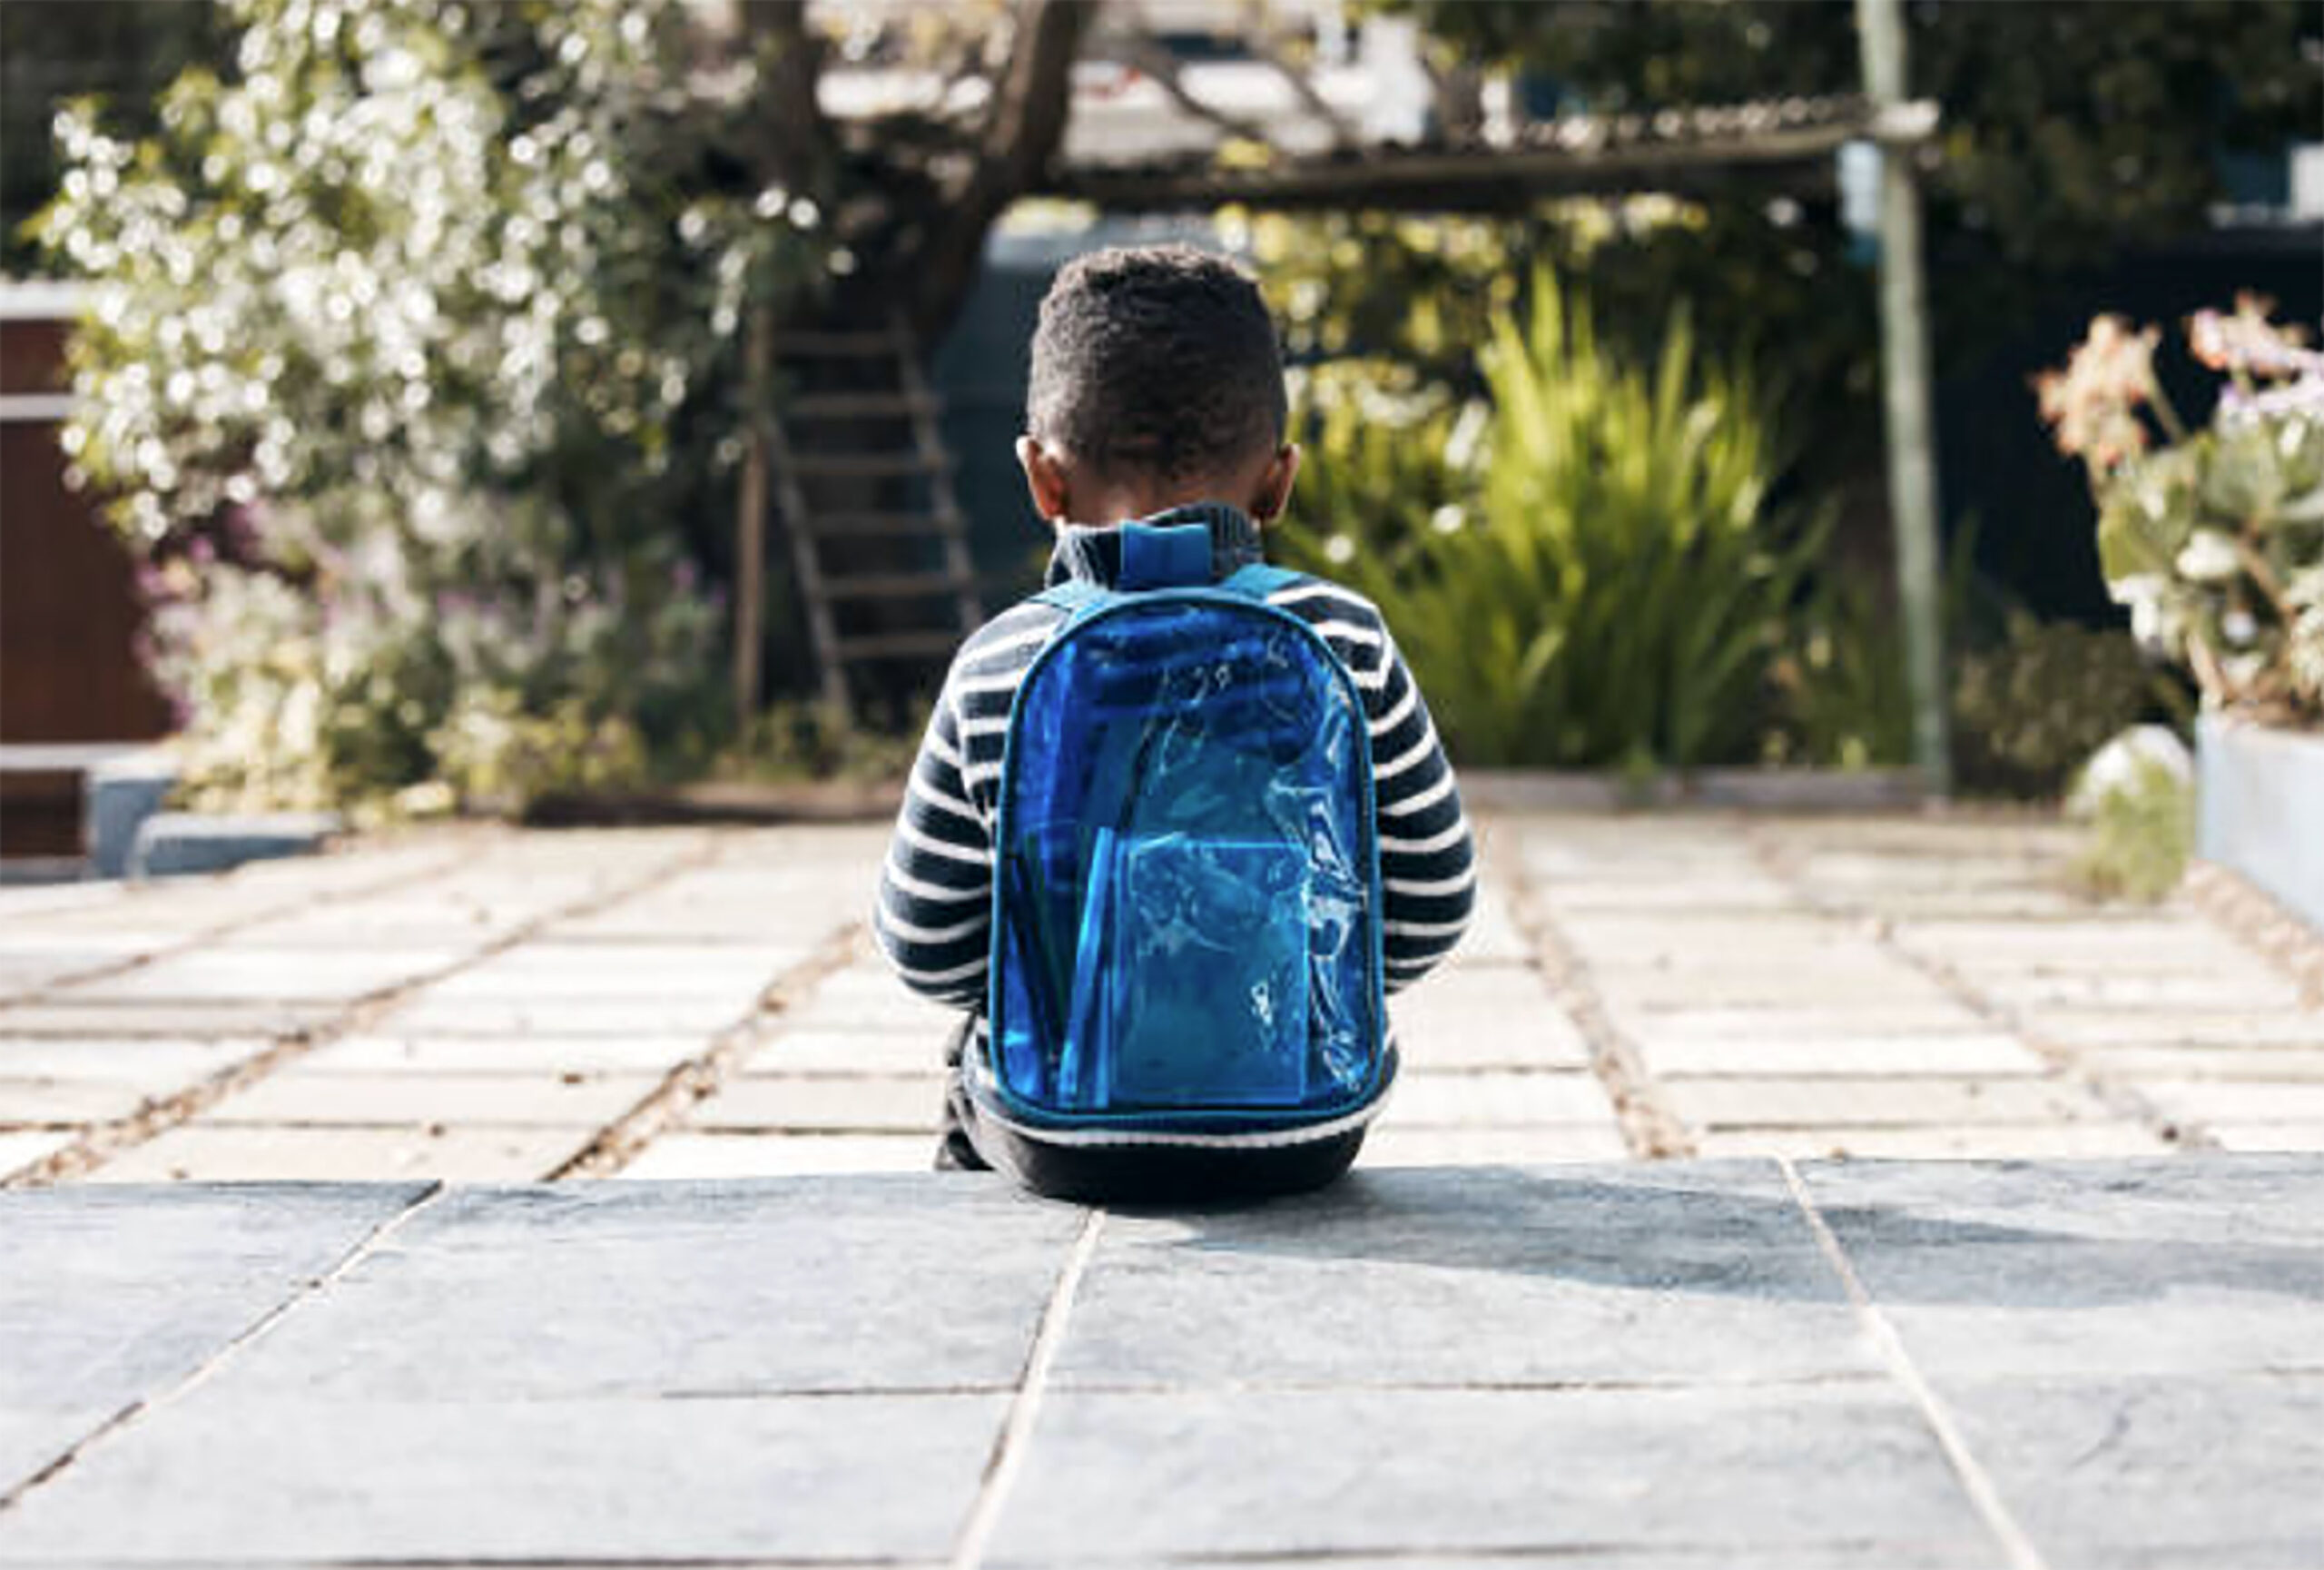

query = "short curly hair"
[1026, 243, 1287, 481]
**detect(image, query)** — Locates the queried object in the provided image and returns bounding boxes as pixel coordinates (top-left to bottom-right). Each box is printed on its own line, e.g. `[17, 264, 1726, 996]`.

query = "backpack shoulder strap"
[1222, 561, 1303, 602]
[1031, 580, 1107, 617]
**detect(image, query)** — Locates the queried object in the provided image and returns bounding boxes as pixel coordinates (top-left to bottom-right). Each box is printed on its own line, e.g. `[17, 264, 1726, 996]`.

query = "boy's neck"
[1064, 480, 1251, 528]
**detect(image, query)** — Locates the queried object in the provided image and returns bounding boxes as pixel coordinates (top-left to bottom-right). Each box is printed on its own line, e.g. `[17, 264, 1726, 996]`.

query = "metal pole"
[1856, 0, 1951, 798]
[734, 308, 772, 729]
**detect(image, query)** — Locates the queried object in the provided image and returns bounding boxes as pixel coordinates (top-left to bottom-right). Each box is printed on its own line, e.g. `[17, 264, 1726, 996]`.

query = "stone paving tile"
[1389, 968, 1591, 1070]
[298, 1032, 711, 1076]
[86, 1123, 594, 1183]
[0, 1130, 69, 1180]
[992, 1384, 1990, 1563]
[621, 1131, 931, 1177]
[372, 994, 751, 1037]
[218, 1180, 1082, 1398]
[1447, 881, 1531, 964]
[420, 943, 795, 1002]
[0, 999, 341, 1039]
[54, 946, 466, 1004]
[1612, 1002, 1991, 1042]
[1536, 876, 1801, 913]
[0, 935, 164, 992]
[1698, 1123, 2171, 1160]
[0, 1394, 1004, 1565]
[1590, 963, 1958, 1010]
[0, 1076, 168, 1125]
[1663, 1075, 2127, 1130]
[0, 1183, 428, 1490]
[2019, 1007, 2324, 1048]
[1796, 1157, 2324, 1377]
[1944, 1373, 2324, 1570]
[1889, 914, 2262, 959]
[688, 1071, 943, 1134]
[1360, 1124, 1634, 1164]
[199, 1069, 662, 1129]
[1636, 1032, 2043, 1079]
[1390, 1070, 1620, 1129]
[2080, 1045, 2324, 1081]
[1054, 1164, 1869, 1391]
[782, 969, 965, 1037]
[0, 1035, 267, 1090]
[1547, 910, 1870, 953]
[2136, 1079, 2324, 1127]
[2211, 1123, 2324, 1152]
[1967, 969, 2307, 1011]
[547, 868, 870, 946]
[742, 1026, 943, 1074]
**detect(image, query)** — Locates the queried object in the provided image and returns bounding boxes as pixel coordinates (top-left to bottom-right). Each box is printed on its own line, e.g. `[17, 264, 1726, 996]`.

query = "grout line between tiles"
[5, 834, 727, 1189]
[1491, 815, 1695, 1158]
[948, 1206, 1106, 1570]
[0, 1180, 446, 1516]
[551, 922, 868, 1178]
[1776, 1156, 2050, 1570]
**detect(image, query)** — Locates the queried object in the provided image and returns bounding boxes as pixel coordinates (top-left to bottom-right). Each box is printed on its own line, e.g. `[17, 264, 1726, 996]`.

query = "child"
[874, 244, 1473, 1200]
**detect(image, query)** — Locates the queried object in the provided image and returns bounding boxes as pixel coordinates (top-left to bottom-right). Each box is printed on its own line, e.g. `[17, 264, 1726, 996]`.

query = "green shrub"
[2069, 746, 2196, 903]
[1952, 611, 2181, 798]
[1284, 272, 1817, 769]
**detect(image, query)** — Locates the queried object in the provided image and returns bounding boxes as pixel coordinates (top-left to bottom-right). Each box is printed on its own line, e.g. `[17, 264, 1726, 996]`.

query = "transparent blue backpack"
[982, 521, 1387, 1138]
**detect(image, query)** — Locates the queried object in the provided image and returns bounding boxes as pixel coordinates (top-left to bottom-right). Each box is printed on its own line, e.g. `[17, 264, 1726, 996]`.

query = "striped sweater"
[873, 503, 1475, 1031]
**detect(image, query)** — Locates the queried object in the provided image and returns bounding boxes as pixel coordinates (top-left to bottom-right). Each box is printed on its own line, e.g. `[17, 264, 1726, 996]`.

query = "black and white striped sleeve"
[872, 681, 993, 1008]
[1364, 628, 1475, 991]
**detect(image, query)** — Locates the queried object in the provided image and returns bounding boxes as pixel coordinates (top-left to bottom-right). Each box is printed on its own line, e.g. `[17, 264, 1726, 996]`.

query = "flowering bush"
[38, 0, 831, 811]
[2038, 297, 2324, 726]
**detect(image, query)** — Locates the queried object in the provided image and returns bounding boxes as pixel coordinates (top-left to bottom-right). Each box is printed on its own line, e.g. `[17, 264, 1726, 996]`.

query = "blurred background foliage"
[15, 0, 2317, 805]
[1258, 0, 2314, 782]
[34, 0, 834, 815]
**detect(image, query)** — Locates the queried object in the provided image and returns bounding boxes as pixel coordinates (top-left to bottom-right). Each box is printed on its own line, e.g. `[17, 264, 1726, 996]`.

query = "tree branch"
[1251, 28, 1360, 153]
[1111, 34, 1272, 145]
[741, 0, 834, 190]
[905, 0, 1094, 341]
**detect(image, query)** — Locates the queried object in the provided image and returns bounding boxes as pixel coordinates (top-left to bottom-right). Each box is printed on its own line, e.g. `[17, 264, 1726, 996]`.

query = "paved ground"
[2, 1158, 2319, 1566]
[2, 809, 2321, 1185]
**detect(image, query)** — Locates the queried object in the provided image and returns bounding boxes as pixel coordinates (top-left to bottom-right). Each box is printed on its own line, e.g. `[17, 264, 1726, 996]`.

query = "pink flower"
[2188, 294, 2323, 379]
[2035, 314, 2162, 469]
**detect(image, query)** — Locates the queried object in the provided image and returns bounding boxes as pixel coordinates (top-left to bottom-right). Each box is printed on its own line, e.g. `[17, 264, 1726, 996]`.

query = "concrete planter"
[2198, 714, 2324, 933]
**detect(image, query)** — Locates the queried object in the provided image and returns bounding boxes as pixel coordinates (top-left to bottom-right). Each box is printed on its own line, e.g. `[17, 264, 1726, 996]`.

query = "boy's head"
[1019, 243, 1298, 528]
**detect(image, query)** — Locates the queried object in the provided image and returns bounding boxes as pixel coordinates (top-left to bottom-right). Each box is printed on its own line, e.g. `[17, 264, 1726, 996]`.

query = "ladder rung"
[799, 510, 957, 537]
[772, 330, 905, 355]
[835, 632, 964, 660]
[784, 391, 935, 419]
[788, 451, 952, 479]
[822, 571, 976, 602]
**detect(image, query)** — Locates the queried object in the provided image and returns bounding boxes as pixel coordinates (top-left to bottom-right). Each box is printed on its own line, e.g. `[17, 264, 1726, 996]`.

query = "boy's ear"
[1250, 443, 1300, 524]
[1016, 436, 1071, 524]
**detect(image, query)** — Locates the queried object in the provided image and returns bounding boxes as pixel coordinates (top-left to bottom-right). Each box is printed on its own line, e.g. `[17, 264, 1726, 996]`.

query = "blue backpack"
[980, 520, 1388, 1140]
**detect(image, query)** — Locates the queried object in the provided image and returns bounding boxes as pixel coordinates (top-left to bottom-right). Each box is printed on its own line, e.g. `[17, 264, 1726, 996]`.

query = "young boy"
[874, 244, 1473, 1200]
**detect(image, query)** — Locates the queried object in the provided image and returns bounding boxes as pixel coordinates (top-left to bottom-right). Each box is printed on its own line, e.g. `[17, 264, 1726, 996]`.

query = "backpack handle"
[1031, 547, 1300, 616]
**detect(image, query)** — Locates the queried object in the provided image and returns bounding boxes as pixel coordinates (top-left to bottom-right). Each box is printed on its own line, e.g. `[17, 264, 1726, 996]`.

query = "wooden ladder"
[764, 318, 982, 720]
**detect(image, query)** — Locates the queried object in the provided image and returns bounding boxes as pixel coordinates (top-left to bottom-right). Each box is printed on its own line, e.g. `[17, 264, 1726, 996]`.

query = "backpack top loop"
[1116, 521, 1216, 590]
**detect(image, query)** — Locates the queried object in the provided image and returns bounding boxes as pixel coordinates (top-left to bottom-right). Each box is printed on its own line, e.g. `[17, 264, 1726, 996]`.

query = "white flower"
[2174, 529, 2242, 583]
